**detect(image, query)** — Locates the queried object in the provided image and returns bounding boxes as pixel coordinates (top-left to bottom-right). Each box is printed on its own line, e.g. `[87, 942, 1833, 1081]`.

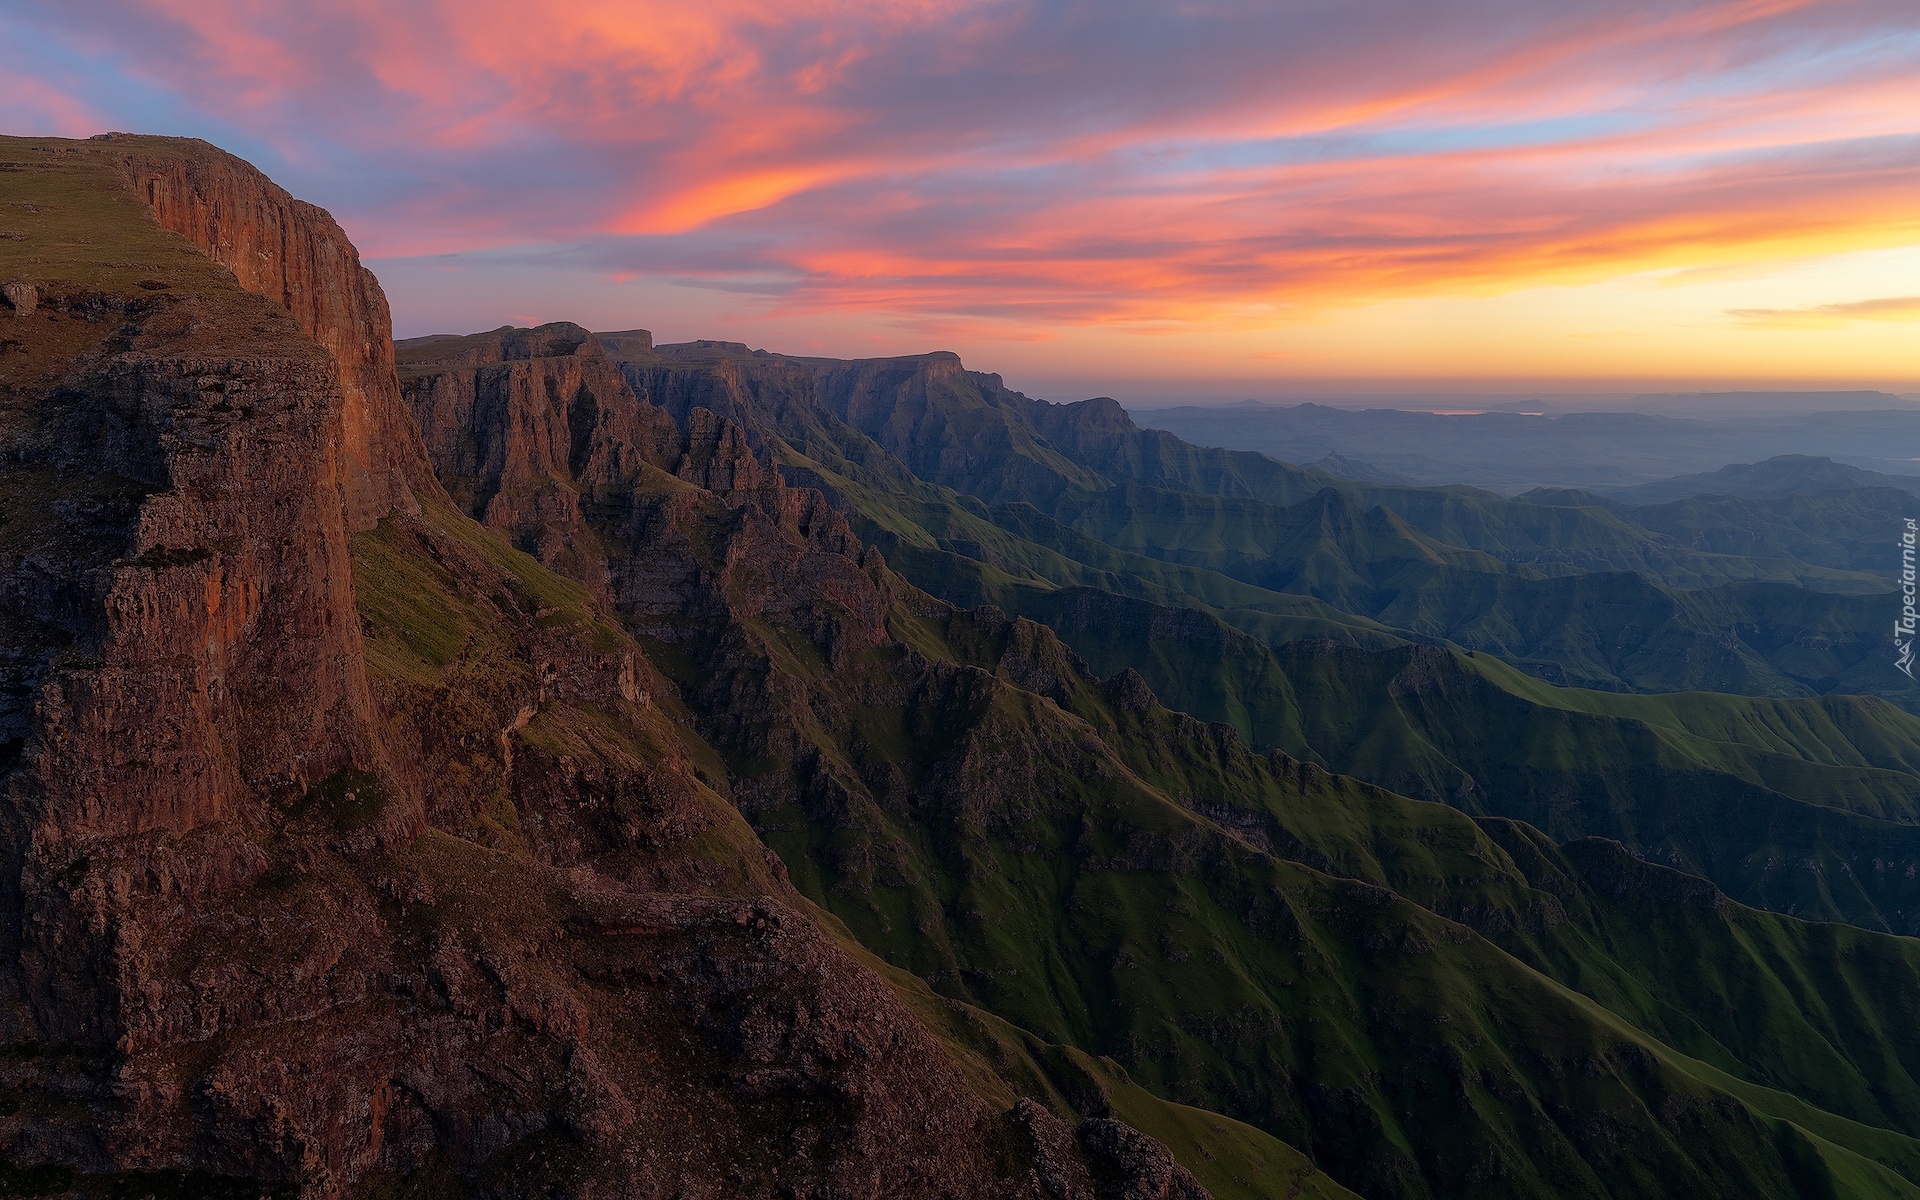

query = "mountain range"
[1135, 401, 1920, 493]
[1598, 456, 1920, 505]
[4, 133, 1920, 1199]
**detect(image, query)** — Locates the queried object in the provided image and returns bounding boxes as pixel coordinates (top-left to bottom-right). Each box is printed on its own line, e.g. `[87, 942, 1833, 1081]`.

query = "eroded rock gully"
[0, 136, 1198, 1198]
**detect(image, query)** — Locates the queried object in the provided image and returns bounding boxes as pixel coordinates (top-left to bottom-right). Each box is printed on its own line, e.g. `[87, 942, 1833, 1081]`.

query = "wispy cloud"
[4, 0, 1919, 341]
[1729, 295, 1920, 327]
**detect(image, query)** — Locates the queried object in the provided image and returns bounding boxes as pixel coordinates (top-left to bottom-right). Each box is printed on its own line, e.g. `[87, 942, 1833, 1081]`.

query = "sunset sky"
[4, 1, 1917, 401]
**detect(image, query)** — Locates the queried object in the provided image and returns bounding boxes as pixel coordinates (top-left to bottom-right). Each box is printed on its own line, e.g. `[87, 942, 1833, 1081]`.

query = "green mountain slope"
[603, 340, 1901, 702]
[1013, 585, 1920, 929]
[1526, 483, 1917, 577]
[391, 323, 1920, 1199]
[1606, 455, 1920, 504]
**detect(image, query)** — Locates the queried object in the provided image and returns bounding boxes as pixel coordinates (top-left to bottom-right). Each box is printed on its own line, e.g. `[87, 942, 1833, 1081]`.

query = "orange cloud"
[617, 165, 859, 234]
[6, 0, 1918, 356]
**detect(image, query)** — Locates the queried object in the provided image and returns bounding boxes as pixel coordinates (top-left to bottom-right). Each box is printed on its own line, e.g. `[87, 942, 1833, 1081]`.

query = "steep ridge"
[600, 340, 1898, 699]
[576, 336, 1920, 928]
[1607, 455, 1920, 504]
[399, 321, 681, 597]
[108, 134, 428, 531]
[800, 353, 1888, 593]
[405, 322, 1920, 1199]
[1031, 587, 1920, 929]
[0, 135, 1230, 1199]
[1527, 485, 1917, 579]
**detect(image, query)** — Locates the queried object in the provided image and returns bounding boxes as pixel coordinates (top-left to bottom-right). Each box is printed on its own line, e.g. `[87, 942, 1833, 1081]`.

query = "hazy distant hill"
[1135, 401, 1920, 492]
[1615, 390, 1916, 418]
[1491, 390, 1917, 419]
[1303, 450, 1410, 483]
[1605, 455, 1920, 504]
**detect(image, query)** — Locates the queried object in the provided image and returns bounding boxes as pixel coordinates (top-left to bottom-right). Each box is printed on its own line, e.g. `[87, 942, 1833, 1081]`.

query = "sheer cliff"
[113, 136, 429, 530]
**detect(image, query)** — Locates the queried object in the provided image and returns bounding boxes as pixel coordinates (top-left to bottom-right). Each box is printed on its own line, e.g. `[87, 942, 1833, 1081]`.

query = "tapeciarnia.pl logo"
[1899, 518, 1917, 680]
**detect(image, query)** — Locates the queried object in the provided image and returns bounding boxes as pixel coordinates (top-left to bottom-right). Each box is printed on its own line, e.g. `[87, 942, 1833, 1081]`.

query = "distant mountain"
[1622, 390, 1917, 418]
[1606, 455, 1920, 504]
[1303, 451, 1410, 484]
[1475, 391, 1913, 419]
[1134, 401, 1920, 492]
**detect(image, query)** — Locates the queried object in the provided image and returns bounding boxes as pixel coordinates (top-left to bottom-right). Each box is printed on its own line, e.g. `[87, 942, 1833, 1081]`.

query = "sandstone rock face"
[1, 280, 34, 315]
[399, 322, 680, 597]
[1, 317, 399, 1068]
[113, 138, 427, 530]
[23, 353, 388, 839]
[675, 404, 769, 492]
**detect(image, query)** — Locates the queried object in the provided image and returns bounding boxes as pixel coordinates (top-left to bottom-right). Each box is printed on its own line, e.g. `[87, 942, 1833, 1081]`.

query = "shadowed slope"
[402, 321, 1920, 1200]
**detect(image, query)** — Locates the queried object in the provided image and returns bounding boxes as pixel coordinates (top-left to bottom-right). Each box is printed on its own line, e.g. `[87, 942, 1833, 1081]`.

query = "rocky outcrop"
[1, 280, 34, 316]
[1078, 1119, 1211, 1200]
[396, 326, 790, 597]
[675, 404, 769, 492]
[399, 327, 900, 822]
[400, 322, 679, 595]
[107, 134, 428, 530]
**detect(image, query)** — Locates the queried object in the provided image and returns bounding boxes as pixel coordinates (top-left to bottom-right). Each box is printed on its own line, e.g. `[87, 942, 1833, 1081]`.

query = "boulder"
[2, 280, 36, 315]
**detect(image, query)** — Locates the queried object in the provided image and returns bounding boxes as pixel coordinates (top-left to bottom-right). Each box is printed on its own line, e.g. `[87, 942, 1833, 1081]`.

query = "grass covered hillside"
[556, 335, 1920, 934]
[377, 319, 1920, 1199]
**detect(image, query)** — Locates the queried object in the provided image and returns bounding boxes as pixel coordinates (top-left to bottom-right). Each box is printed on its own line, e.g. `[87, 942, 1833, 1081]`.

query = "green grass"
[1088, 1053, 1362, 1200]
[686, 597, 1920, 1197]
[0, 135, 226, 292]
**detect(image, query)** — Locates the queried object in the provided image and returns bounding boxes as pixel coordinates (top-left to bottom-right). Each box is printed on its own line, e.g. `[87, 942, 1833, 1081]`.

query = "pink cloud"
[0, 57, 111, 137]
[4, 0, 1917, 334]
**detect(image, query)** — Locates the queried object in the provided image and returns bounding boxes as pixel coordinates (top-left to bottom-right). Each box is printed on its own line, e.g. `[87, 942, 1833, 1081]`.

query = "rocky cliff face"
[399, 321, 680, 598]
[0, 139, 398, 1063]
[396, 328, 918, 833]
[110, 135, 428, 531]
[0, 135, 1183, 1198]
